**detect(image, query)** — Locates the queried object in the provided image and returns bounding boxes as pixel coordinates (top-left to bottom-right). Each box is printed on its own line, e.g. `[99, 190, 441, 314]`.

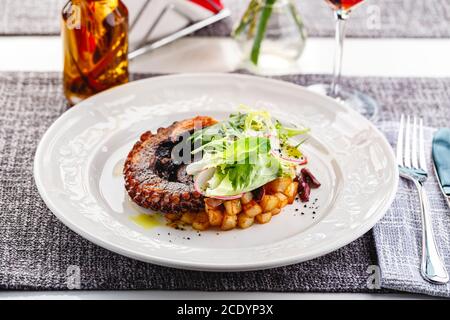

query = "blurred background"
[1, 0, 449, 77]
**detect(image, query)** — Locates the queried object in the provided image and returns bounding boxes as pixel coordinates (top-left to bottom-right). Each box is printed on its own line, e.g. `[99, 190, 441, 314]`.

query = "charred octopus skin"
[124, 116, 217, 214]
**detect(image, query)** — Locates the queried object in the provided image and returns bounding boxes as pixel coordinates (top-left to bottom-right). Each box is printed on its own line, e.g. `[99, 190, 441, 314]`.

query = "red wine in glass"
[326, 0, 364, 11]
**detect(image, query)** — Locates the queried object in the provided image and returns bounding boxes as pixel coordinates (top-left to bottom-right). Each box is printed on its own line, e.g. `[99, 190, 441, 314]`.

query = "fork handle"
[416, 181, 449, 284]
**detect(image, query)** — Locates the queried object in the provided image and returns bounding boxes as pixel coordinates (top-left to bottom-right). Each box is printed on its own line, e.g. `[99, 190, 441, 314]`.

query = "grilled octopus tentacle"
[124, 116, 217, 214]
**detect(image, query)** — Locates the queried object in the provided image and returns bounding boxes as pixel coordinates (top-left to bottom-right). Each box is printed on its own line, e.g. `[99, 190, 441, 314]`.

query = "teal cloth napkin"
[433, 128, 450, 195]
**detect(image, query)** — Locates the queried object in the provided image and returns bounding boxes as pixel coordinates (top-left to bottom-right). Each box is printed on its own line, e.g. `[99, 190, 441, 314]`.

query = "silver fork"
[397, 115, 449, 284]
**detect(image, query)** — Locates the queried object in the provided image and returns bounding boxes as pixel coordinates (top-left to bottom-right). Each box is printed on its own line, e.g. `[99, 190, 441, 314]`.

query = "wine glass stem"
[331, 11, 348, 97]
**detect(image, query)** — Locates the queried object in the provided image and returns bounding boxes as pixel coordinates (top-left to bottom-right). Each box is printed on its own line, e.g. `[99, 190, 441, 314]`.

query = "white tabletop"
[1, 36, 450, 77]
[1, 35, 448, 300]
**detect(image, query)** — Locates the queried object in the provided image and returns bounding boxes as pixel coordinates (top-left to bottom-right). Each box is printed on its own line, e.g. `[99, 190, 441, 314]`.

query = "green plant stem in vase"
[233, 0, 307, 70]
[232, 0, 261, 38]
[250, 0, 276, 65]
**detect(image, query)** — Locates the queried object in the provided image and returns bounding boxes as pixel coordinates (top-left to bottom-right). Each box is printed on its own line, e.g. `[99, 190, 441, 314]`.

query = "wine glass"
[309, 0, 379, 121]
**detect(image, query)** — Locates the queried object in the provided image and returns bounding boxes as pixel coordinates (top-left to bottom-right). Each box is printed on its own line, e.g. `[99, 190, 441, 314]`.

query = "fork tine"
[396, 114, 405, 166]
[419, 118, 427, 171]
[411, 116, 419, 169]
[404, 115, 412, 168]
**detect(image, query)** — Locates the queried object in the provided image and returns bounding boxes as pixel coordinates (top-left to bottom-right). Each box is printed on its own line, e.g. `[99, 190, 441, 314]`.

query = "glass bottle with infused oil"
[62, 0, 129, 105]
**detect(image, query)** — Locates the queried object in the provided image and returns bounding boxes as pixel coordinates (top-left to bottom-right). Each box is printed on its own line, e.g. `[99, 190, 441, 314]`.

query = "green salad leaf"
[186, 106, 309, 197]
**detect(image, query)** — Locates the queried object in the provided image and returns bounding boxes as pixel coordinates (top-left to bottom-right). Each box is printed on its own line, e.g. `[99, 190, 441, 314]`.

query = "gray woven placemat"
[273, 74, 450, 127]
[1, 0, 450, 38]
[1, 72, 449, 293]
[0, 0, 62, 35]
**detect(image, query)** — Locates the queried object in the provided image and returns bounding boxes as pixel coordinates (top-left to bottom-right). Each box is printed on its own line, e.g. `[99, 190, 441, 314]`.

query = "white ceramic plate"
[34, 74, 398, 271]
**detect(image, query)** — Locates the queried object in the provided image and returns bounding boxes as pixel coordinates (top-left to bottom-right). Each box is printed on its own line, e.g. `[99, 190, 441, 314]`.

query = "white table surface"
[1, 35, 448, 300]
[1, 36, 450, 77]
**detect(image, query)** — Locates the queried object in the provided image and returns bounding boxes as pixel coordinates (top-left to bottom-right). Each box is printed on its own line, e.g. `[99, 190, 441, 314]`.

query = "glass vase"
[233, 0, 307, 73]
